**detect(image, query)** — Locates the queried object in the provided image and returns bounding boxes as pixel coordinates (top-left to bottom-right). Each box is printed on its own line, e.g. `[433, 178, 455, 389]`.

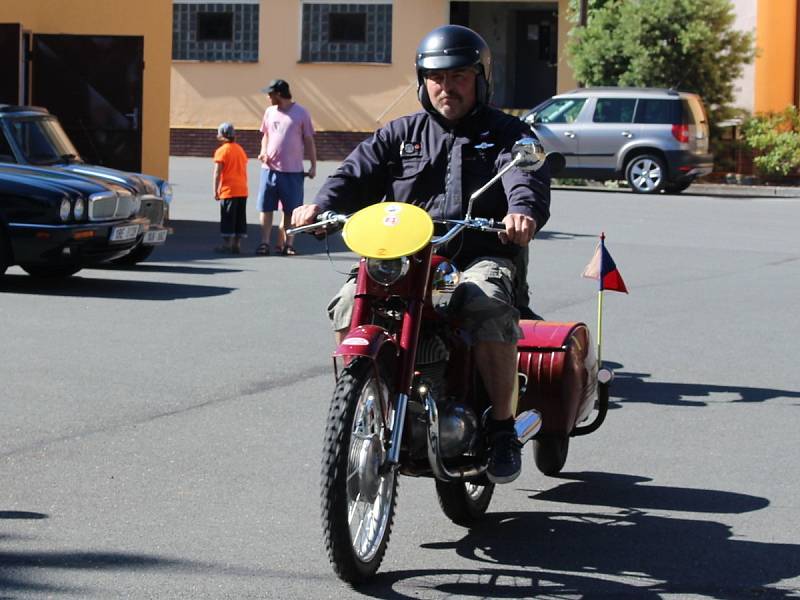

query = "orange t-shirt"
[214, 142, 248, 199]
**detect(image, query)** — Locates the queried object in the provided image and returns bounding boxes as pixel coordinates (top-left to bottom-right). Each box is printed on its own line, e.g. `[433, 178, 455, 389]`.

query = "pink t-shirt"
[260, 103, 315, 173]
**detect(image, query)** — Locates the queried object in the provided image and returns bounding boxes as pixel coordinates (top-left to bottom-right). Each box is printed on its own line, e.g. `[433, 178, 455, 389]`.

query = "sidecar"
[516, 320, 610, 475]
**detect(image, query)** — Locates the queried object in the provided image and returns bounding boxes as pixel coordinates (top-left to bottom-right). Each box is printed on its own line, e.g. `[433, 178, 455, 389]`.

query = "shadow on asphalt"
[0, 273, 235, 300]
[354, 472, 798, 599]
[604, 361, 800, 406]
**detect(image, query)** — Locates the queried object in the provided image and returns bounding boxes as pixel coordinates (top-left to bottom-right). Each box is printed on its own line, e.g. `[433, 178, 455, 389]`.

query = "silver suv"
[522, 87, 713, 194]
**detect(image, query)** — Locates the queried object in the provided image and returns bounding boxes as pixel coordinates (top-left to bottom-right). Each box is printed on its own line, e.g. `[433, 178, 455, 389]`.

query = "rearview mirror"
[512, 137, 546, 172]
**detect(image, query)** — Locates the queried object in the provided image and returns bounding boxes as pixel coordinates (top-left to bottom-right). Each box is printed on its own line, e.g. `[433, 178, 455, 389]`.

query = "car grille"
[88, 191, 138, 221]
[138, 195, 165, 226]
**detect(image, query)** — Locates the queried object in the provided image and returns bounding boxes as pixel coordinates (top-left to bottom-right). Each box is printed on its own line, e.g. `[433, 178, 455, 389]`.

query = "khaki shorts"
[327, 257, 522, 344]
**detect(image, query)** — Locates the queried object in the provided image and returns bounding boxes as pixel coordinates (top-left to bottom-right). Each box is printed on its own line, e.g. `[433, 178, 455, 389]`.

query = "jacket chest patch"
[400, 141, 422, 158]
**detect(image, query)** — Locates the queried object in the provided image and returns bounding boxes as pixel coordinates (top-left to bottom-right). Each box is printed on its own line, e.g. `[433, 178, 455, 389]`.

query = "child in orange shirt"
[213, 122, 249, 253]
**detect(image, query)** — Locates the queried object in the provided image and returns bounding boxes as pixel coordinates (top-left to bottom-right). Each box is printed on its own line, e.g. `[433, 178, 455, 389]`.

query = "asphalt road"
[1, 158, 799, 599]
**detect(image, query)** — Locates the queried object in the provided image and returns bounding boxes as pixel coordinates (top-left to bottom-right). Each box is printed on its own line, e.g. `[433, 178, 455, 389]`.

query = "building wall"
[171, 0, 448, 135]
[0, 0, 173, 178]
[729, 0, 757, 113]
[754, 0, 798, 113]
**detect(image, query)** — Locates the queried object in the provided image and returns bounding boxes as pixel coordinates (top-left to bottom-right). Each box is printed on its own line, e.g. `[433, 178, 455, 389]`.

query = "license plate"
[143, 229, 168, 245]
[110, 224, 139, 242]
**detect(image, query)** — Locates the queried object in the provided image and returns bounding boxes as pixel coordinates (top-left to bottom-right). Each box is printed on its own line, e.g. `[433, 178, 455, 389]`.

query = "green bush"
[742, 106, 800, 178]
[566, 0, 755, 125]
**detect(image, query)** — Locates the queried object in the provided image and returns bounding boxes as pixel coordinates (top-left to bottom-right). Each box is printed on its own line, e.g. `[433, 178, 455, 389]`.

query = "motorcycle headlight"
[366, 257, 410, 286]
[431, 260, 460, 309]
[73, 197, 85, 220]
[59, 198, 72, 222]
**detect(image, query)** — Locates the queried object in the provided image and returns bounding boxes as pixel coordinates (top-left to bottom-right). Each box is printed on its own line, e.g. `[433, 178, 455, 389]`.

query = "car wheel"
[0, 227, 10, 275]
[665, 179, 693, 194]
[110, 244, 155, 266]
[21, 264, 81, 278]
[626, 154, 667, 194]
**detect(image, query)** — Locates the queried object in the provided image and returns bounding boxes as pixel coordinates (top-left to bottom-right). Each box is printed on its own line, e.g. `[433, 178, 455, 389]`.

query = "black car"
[0, 163, 149, 277]
[0, 105, 171, 263]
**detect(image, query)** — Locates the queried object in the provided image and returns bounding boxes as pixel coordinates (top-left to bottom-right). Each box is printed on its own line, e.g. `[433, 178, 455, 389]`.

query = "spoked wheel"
[532, 434, 570, 476]
[321, 357, 398, 583]
[435, 479, 495, 526]
[625, 154, 666, 194]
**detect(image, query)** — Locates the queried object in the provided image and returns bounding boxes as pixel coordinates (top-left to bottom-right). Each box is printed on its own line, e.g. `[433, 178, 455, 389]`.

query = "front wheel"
[435, 480, 495, 526]
[320, 357, 398, 583]
[110, 244, 155, 266]
[21, 264, 81, 278]
[625, 154, 666, 194]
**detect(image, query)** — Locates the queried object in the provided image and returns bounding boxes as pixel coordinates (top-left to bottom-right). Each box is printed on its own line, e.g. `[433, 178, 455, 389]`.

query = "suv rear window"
[592, 98, 636, 123]
[635, 99, 682, 124]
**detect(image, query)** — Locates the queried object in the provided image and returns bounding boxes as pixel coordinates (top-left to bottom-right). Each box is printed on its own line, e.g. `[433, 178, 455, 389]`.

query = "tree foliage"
[566, 0, 755, 123]
[741, 106, 800, 178]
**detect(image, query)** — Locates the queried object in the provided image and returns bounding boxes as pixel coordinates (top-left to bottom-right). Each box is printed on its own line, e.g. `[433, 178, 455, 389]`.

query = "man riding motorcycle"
[292, 24, 551, 483]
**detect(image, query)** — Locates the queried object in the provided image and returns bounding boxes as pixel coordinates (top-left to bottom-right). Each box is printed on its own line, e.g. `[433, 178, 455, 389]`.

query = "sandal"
[255, 243, 270, 256]
[281, 245, 297, 256]
[213, 245, 233, 254]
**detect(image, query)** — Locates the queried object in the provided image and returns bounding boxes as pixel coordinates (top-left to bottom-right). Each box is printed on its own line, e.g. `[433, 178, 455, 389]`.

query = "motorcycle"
[289, 138, 611, 583]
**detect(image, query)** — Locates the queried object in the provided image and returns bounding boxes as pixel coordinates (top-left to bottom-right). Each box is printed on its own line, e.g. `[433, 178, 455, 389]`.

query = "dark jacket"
[314, 106, 550, 269]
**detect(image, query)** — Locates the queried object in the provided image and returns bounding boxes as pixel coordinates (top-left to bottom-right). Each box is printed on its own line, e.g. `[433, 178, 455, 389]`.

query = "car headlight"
[160, 182, 173, 203]
[59, 198, 72, 222]
[366, 256, 410, 286]
[431, 260, 460, 310]
[73, 197, 85, 220]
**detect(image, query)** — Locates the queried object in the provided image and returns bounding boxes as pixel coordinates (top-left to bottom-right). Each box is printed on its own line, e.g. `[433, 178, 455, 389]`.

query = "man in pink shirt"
[256, 79, 317, 256]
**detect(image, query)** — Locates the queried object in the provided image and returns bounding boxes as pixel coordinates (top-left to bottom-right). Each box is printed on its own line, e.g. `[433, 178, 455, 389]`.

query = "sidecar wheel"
[532, 434, 570, 476]
[435, 480, 495, 526]
[320, 357, 398, 583]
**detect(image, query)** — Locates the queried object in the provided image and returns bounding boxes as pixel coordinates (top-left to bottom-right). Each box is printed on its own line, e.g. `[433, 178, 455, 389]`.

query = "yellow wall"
[172, 0, 448, 134]
[556, 0, 577, 92]
[0, 0, 172, 178]
[754, 0, 798, 112]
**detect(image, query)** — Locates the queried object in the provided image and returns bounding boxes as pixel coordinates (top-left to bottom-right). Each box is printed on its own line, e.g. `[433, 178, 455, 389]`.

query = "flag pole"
[596, 232, 605, 367]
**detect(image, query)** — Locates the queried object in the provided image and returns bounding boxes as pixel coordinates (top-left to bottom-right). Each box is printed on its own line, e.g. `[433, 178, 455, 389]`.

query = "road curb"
[552, 183, 800, 198]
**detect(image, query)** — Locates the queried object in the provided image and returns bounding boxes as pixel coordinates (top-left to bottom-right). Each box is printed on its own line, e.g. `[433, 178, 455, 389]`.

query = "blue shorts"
[257, 169, 304, 213]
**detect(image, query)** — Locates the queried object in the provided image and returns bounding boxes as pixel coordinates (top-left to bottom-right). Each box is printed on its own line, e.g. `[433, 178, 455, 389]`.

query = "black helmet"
[415, 25, 492, 113]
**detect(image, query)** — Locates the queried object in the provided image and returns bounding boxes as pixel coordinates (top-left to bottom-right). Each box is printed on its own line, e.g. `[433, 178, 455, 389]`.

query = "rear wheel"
[321, 357, 398, 583]
[435, 480, 495, 526]
[532, 434, 570, 476]
[625, 154, 666, 194]
[21, 264, 81, 278]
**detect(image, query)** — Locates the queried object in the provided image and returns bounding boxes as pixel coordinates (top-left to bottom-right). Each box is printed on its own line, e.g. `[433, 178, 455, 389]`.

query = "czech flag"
[582, 233, 628, 293]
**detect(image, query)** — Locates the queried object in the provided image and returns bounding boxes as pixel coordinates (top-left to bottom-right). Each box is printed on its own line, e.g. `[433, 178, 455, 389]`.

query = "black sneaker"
[487, 428, 522, 484]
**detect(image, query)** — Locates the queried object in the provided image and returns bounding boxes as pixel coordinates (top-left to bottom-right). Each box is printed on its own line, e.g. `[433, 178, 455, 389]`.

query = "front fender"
[334, 324, 398, 361]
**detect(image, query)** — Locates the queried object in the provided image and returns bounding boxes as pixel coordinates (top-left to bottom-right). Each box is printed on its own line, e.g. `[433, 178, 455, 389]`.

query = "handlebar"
[286, 210, 506, 247]
[286, 211, 348, 236]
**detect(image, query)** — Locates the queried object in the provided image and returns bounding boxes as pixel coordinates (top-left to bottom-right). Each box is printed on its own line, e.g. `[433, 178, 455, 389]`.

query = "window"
[0, 129, 16, 163]
[635, 99, 681, 124]
[172, 1, 259, 62]
[329, 13, 367, 43]
[196, 12, 233, 42]
[592, 98, 636, 123]
[536, 98, 586, 124]
[301, 2, 392, 63]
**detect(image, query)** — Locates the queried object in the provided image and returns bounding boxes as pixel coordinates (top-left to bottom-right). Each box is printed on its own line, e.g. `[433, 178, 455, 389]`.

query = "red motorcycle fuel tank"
[516, 321, 597, 436]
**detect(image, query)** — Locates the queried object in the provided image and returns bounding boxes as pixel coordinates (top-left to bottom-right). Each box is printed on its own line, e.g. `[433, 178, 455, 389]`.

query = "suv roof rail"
[0, 105, 50, 114]
[561, 86, 683, 96]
